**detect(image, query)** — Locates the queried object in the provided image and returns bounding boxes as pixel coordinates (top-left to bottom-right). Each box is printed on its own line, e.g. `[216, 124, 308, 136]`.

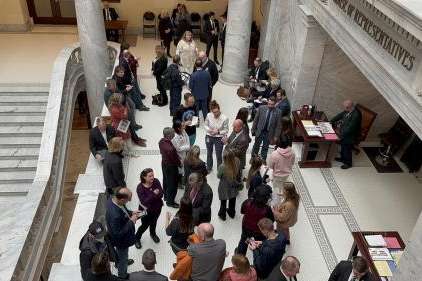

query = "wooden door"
[27, 0, 77, 24]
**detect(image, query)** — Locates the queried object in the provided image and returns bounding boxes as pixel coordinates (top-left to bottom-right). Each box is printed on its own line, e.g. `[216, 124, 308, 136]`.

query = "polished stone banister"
[0, 42, 119, 281]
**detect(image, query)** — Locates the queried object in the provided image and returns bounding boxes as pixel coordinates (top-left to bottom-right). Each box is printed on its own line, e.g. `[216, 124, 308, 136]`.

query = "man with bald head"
[224, 119, 250, 169]
[331, 100, 362, 169]
[188, 223, 226, 281]
[280, 256, 300, 281]
[197, 51, 218, 108]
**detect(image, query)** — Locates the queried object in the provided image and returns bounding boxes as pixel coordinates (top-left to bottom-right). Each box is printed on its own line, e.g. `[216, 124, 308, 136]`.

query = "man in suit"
[330, 100, 362, 169]
[129, 249, 168, 281]
[102, 1, 119, 42]
[249, 57, 269, 82]
[252, 96, 282, 161]
[198, 51, 219, 109]
[328, 257, 374, 281]
[189, 59, 212, 120]
[159, 127, 181, 208]
[89, 117, 116, 161]
[106, 187, 139, 279]
[279, 256, 300, 281]
[188, 223, 226, 281]
[219, 13, 227, 67]
[224, 119, 250, 169]
[203, 11, 220, 64]
[276, 89, 291, 117]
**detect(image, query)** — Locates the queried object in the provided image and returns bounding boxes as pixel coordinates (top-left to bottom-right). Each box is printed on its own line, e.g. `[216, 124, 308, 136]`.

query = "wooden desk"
[292, 110, 337, 168]
[104, 20, 128, 43]
[349, 231, 405, 281]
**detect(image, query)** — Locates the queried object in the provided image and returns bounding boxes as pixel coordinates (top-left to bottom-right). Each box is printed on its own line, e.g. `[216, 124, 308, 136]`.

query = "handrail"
[0, 42, 120, 281]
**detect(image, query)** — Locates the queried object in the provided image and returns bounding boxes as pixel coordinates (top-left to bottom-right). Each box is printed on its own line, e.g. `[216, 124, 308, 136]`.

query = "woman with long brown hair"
[217, 149, 241, 220]
[184, 145, 208, 184]
[246, 155, 264, 198]
[165, 196, 195, 254]
[272, 181, 300, 244]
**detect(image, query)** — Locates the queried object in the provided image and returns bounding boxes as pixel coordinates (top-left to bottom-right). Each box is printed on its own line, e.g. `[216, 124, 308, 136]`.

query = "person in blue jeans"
[204, 100, 229, 171]
[189, 59, 211, 120]
[251, 96, 282, 161]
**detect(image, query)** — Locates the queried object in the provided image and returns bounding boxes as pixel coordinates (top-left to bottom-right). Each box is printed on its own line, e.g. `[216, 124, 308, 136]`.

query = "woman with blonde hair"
[184, 145, 208, 184]
[217, 149, 241, 220]
[219, 254, 257, 281]
[272, 181, 300, 244]
[176, 30, 198, 74]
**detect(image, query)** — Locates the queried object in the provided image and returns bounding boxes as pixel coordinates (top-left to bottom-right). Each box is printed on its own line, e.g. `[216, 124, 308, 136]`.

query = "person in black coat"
[106, 187, 140, 279]
[89, 117, 116, 161]
[103, 137, 126, 197]
[203, 11, 220, 63]
[183, 172, 213, 225]
[219, 13, 227, 66]
[168, 55, 185, 116]
[159, 11, 173, 57]
[328, 257, 374, 281]
[153, 45, 169, 106]
[102, 1, 119, 42]
[85, 252, 121, 281]
[249, 57, 269, 82]
[330, 100, 362, 169]
[197, 51, 218, 108]
[79, 222, 115, 281]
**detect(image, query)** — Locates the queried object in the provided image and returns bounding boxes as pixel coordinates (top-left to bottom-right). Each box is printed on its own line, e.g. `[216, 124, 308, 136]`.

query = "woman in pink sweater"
[268, 139, 295, 198]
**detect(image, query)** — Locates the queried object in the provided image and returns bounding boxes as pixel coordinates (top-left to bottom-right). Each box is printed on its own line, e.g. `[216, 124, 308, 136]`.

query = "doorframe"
[26, 0, 77, 25]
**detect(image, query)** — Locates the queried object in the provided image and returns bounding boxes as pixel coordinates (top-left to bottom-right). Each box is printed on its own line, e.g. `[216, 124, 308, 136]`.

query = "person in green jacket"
[330, 100, 362, 169]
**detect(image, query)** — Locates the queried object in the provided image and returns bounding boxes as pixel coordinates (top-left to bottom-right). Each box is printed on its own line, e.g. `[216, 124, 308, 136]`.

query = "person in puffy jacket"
[268, 138, 295, 203]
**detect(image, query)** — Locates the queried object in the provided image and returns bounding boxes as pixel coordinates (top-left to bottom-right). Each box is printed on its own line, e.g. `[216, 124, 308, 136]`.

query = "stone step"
[0, 170, 36, 183]
[0, 126, 43, 135]
[0, 92, 49, 96]
[0, 105, 47, 113]
[0, 137, 42, 145]
[0, 147, 40, 158]
[0, 95, 48, 103]
[0, 183, 30, 195]
[0, 159, 38, 171]
[0, 115, 45, 125]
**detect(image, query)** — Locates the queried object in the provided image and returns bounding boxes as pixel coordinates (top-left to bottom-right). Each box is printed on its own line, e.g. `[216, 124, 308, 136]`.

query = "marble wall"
[260, 0, 398, 140]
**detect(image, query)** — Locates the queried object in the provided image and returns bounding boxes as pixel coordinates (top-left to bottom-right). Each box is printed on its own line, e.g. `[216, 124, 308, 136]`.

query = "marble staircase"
[0, 87, 48, 196]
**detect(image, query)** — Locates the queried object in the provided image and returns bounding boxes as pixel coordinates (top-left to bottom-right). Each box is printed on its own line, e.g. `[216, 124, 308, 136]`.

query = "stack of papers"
[374, 260, 393, 277]
[317, 122, 335, 134]
[369, 248, 393, 260]
[365, 234, 387, 247]
[302, 120, 323, 137]
[117, 120, 130, 133]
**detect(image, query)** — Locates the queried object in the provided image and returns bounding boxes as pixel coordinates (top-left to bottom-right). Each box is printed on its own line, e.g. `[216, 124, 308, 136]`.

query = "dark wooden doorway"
[26, 0, 77, 24]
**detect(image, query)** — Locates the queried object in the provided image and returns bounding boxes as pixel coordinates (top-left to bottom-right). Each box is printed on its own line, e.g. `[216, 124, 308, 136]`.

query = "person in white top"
[204, 100, 229, 171]
[176, 31, 198, 74]
[171, 120, 191, 185]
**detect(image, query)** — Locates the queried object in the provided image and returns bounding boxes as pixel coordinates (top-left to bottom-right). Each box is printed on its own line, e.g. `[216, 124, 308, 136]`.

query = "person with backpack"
[164, 55, 185, 116]
[152, 45, 169, 106]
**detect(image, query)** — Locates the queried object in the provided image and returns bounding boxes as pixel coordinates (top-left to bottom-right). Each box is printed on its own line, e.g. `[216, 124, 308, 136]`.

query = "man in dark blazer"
[189, 59, 212, 120]
[103, 137, 126, 196]
[198, 51, 219, 108]
[219, 13, 227, 66]
[129, 249, 167, 281]
[224, 119, 250, 169]
[89, 117, 116, 161]
[252, 96, 282, 161]
[249, 57, 269, 82]
[330, 100, 362, 169]
[328, 257, 374, 281]
[102, 1, 119, 42]
[203, 11, 220, 63]
[106, 187, 139, 279]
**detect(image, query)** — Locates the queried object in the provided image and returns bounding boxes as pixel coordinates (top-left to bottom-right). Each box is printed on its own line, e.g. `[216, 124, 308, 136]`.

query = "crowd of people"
[85, 3, 368, 281]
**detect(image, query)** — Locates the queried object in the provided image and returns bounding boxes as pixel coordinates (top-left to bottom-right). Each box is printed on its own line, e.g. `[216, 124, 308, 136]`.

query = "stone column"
[392, 211, 422, 281]
[220, 0, 253, 84]
[75, 0, 108, 124]
[289, 5, 327, 110]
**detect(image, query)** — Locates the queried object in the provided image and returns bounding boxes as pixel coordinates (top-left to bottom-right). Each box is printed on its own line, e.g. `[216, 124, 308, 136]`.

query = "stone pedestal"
[75, 0, 108, 124]
[220, 0, 253, 84]
[392, 211, 422, 281]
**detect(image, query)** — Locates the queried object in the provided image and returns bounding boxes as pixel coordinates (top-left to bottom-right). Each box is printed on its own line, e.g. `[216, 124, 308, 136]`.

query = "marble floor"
[1, 29, 421, 281]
